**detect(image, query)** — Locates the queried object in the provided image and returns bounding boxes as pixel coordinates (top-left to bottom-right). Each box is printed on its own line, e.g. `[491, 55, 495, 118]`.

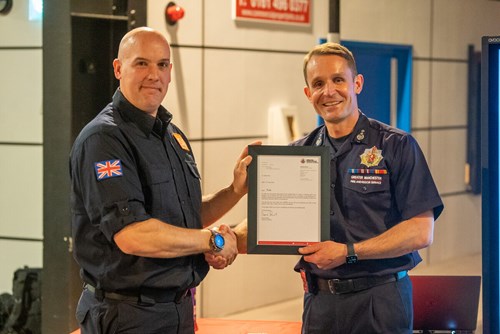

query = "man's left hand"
[298, 241, 346, 270]
[232, 141, 262, 196]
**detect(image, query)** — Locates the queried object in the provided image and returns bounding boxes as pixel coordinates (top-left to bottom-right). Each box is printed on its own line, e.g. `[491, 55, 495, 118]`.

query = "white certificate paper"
[247, 145, 330, 255]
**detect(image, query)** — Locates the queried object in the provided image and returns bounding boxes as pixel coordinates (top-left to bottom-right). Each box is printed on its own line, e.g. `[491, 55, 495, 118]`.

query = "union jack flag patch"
[94, 159, 123, 180]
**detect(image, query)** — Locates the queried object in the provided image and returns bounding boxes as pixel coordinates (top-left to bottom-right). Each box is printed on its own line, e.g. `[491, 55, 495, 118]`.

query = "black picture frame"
[247, 145, 330, 255]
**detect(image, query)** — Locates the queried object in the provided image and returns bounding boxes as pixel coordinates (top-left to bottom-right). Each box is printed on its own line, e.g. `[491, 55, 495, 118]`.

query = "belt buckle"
[327, 279, 340, 294]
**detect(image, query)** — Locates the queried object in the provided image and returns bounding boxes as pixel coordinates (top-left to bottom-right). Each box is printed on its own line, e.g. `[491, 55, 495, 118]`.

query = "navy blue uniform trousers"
[76, 289, 194, 334]
[301, 275, 413, 334]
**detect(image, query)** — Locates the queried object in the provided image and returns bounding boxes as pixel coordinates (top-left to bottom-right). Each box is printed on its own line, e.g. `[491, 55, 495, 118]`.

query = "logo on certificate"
[301, 157, 319, 164]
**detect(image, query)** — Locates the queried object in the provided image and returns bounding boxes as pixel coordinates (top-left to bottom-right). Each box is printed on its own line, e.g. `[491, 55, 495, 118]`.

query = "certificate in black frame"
[247, 145, 330, 255]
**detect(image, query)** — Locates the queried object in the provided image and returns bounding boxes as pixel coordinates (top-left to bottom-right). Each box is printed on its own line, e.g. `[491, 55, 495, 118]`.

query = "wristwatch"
[346, 243, 358, 264]
[209, 228, 225, 253]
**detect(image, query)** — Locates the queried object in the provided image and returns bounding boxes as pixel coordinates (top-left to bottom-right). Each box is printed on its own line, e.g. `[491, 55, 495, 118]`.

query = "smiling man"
[290, 43, 444, 333]
[113, 29, 172, 116]
[69, 27, 255, 333]
[303, 50, 362, 133]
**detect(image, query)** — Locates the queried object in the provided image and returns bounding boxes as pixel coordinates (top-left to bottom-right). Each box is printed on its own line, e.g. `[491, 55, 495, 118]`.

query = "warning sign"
[233, 0, 311, 26]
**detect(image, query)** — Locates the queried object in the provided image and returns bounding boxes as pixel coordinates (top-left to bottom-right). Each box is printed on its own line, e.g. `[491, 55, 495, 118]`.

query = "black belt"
[315, 271, 407, 295]
[85, 284, 190, 304]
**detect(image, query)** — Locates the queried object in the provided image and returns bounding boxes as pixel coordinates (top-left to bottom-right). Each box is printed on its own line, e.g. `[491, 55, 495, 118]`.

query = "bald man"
[70, 27, 253, 333]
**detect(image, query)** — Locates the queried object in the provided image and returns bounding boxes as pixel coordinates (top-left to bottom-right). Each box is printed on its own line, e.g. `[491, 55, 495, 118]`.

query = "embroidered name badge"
[348, 168, 388, 185]
[94, 159, 123, 181]
[173, 133, 190, 152]
[360, 146, 383, 167]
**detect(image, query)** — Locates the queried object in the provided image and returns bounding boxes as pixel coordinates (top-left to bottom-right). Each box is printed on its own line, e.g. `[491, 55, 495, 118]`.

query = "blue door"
[317, 40, 412, 132]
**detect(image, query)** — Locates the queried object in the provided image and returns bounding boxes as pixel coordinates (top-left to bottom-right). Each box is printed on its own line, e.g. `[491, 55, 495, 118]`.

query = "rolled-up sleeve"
[71, 131, 150, 242]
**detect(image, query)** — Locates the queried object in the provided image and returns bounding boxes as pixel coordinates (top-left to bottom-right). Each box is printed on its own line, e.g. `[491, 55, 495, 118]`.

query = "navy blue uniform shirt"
[70, 89, 208, 293]
[293, 111, 444, 279]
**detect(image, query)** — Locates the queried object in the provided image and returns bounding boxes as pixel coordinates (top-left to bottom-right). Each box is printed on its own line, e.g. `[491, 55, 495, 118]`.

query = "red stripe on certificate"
[258, 241, 318, 246]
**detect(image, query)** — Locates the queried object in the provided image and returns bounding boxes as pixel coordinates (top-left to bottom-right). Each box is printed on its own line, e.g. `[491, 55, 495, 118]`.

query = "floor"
[220, 253, 483, 333]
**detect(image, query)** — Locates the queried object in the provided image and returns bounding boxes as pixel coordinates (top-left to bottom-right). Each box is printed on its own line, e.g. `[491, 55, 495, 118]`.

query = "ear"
[112, 58, 122, 80]
[354, 74, 364, 94]
[304, 86, 312, 102]
[167, 62, 173, 83]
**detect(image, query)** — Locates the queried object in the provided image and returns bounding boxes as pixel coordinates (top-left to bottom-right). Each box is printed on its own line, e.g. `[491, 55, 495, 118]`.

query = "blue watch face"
[214, 234, 225, 249]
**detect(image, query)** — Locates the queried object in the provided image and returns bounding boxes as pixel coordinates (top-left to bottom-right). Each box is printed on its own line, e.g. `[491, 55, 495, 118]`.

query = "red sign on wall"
[233, 0, 311, 26]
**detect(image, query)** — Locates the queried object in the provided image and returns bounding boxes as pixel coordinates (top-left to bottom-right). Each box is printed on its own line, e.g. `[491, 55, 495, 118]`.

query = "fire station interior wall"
[0, 0, 43, 298]
[1, 0, 500, 323]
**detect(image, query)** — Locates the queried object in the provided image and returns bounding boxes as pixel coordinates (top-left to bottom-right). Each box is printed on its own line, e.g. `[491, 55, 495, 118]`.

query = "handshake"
[204, 220, 247, 270]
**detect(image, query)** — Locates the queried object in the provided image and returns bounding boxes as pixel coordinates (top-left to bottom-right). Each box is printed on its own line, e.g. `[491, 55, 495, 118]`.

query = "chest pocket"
[341, 170, 392, 226]
[145, 165, 172, 185]
[183, 153, 202, 218]
[143, 165, 177, 219]
[184, 153, 201, 179]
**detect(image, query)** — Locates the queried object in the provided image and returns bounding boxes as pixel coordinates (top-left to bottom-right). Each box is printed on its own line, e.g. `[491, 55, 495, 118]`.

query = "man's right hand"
[205, 224, 238, 269]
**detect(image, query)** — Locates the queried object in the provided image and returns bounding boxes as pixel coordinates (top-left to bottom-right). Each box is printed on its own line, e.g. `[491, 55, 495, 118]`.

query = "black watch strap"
[346, 243, 358, 264]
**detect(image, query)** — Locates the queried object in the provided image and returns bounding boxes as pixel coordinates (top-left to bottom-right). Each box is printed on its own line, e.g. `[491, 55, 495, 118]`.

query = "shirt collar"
[112, 88, 173, 137]
[350, 111, 370, 145]
[319, 110, 371, 144]
[319, 110, 371, 157]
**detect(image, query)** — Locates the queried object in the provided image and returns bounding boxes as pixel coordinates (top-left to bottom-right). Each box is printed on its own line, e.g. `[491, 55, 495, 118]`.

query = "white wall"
[0, 0, 43, 294]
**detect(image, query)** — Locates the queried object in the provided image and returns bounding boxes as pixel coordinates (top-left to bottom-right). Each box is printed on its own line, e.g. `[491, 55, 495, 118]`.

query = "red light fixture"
[0, 0, 13, 15]
[165, 2, 185, 25]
